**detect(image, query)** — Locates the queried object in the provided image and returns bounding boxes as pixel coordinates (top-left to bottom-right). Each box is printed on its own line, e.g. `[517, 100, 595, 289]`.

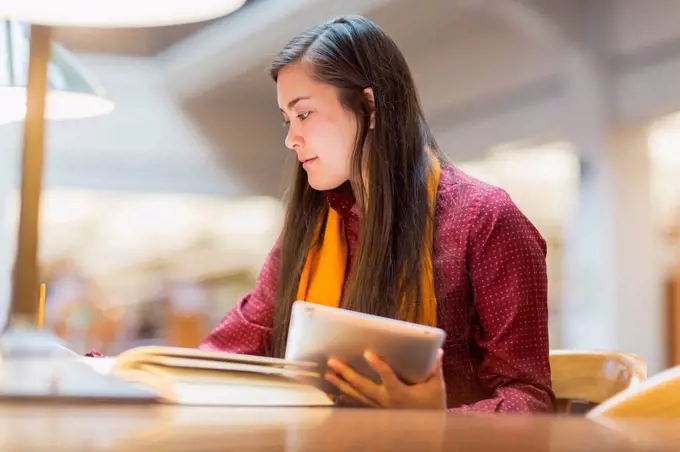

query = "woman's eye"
[282, 112, 310, 127]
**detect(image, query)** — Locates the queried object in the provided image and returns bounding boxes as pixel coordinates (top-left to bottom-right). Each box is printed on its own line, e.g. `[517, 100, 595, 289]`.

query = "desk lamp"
[0, 0, 247, 400]
[1, 20, 115, 125]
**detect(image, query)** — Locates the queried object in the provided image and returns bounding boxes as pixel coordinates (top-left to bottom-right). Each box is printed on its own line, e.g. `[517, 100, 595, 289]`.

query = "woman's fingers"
[327, 358, 384, 404]
[324, 371, 379, 408]
[363, 350, 401, 391]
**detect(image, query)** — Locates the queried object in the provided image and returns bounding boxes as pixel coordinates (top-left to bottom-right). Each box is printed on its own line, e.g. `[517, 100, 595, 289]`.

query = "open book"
[86, 346, 334, 407]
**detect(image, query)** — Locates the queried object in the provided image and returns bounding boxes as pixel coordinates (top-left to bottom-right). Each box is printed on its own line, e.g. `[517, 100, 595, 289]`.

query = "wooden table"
[1, 403, 680, 451]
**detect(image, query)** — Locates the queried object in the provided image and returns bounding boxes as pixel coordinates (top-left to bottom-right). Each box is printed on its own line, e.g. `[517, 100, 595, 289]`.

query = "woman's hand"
[325, 349, 446, 410]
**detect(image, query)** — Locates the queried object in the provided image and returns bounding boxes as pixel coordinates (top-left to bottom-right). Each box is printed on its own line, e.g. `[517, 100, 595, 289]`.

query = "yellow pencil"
[38, 283, 46, 329]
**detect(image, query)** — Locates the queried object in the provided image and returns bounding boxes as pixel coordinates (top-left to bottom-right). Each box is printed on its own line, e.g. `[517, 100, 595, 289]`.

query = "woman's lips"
[302, 157, 318, 168]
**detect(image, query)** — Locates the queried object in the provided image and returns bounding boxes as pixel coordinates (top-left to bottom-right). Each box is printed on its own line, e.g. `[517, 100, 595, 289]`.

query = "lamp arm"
[6, 24, 50, 329]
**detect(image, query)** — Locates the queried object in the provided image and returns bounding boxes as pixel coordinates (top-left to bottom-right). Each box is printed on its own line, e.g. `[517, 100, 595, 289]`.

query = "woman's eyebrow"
[279, 96, 311, 112]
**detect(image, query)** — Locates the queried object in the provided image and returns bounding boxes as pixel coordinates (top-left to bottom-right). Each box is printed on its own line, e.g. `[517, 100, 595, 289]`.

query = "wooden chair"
[586, 365, 680, 419]
[549, 350, 647, 414]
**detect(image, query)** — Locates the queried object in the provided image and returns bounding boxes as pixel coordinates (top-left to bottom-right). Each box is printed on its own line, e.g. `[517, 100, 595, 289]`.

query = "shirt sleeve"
[451, 187, 555, 413]
[198, 238, 281, 356]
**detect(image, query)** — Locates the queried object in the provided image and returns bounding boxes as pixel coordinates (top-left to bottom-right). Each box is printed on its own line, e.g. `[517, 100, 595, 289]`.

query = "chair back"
[550, 350, 647, 414]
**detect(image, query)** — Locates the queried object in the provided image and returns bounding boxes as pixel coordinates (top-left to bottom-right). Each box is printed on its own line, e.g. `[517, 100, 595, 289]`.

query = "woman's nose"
[284, 125, 302, 151]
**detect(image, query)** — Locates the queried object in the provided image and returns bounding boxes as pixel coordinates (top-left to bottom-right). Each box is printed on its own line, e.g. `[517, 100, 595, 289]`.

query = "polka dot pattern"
[200, 166, 555, 413]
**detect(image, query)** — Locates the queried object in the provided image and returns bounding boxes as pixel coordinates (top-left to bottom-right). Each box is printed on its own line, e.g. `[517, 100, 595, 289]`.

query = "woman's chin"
[307, 175, 345, 192]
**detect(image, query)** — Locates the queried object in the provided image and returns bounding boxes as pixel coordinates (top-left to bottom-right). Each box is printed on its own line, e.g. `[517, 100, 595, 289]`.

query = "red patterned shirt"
[200, 164, 555, 413]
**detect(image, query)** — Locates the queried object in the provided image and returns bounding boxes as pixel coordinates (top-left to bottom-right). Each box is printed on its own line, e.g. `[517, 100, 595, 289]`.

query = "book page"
[117, 355, 321, 380]
[114, 346, 317, 371]
[121, 364, 333, 407]
[83, 357, 117, 375]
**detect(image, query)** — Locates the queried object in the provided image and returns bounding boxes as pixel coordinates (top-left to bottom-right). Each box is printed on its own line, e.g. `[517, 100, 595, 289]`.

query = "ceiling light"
[0, 0, 247, 28]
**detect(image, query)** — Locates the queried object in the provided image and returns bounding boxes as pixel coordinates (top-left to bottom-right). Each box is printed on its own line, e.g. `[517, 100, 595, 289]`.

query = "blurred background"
[0, 0, 678, 375]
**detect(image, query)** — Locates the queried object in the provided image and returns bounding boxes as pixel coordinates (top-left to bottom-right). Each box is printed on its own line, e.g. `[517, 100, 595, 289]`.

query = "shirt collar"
[325, 181, 360, 219]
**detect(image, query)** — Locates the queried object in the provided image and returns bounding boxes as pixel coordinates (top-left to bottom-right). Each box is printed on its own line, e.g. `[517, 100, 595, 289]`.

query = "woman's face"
[277, 62, 358, 191]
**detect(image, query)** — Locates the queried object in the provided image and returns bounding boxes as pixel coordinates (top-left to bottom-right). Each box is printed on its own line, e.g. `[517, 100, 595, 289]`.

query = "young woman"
[200, 15, 555, 413]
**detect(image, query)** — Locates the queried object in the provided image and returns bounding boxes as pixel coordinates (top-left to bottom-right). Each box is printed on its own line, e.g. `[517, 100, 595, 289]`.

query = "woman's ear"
[363, 87, 375, 129]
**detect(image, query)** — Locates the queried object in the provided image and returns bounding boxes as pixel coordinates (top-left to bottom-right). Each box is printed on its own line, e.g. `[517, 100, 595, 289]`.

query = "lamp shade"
[0, 20, 114, 125]
[0, 0, 247, 28]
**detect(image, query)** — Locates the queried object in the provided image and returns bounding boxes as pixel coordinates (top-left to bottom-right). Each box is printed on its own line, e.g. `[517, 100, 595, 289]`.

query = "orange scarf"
[296, 152, 440, 327]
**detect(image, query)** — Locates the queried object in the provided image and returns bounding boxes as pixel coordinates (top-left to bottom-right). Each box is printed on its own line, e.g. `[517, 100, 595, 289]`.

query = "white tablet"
[284, 301, 446, 394]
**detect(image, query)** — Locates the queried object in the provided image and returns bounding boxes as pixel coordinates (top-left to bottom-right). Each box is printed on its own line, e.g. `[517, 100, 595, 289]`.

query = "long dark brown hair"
[268, 15, 443, 358]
